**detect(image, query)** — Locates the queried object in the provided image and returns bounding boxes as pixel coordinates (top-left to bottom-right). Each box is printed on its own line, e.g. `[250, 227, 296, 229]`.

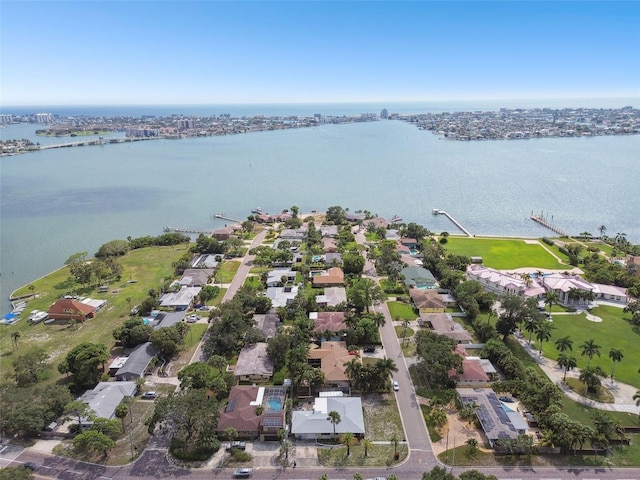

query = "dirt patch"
[425, 399, 488, 454]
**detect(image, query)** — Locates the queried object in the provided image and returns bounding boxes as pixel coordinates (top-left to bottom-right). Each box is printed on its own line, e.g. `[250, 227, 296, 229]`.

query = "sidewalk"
[517, 336, 638, 414]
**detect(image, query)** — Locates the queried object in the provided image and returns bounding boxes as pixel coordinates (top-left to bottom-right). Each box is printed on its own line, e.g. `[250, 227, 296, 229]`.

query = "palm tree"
[579, 338, 601, 367]
[555, 335, 573, 353]
[558, 353, 577, 381]
[224, 427, 238, 444]
[362, 438, 372, 457]
[634, 390, 640, 407]
[535, 320, 554, 354]
[28, 284, 35, 298]
[339, 432, 357, 456]
[523, 317, 541, 344]
[371, 312, 386, 328]
[11, 331, 20, 350]
[465, 438, 479, 457]
[327, 410, 341, 441]
[580, 366, 605, 395]
[598, 225, 607, 239]
[390, 433, 400, 457]
[543, 290, 561, 312]
[608, 348, 624, 381]
[115, 402, 129, 430]
[353, 474, 363, 480]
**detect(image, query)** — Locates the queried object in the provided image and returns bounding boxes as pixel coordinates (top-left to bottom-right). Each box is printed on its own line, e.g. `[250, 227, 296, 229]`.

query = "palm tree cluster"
[344, 357, 398, 392]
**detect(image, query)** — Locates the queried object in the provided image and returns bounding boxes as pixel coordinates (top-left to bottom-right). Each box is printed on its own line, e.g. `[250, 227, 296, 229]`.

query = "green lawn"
[216, 260, 241, 283]
[1, 245, 189, 387]
[387, 301, 417, 321]
[444, 237, 571, 270]
[317, 443, 407, 467]
[541, 305, 640, 388]
[395, 325, 415, 338]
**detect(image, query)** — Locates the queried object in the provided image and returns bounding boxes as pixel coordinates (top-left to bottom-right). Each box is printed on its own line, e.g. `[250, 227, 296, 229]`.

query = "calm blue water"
[1, 100, 639, 313]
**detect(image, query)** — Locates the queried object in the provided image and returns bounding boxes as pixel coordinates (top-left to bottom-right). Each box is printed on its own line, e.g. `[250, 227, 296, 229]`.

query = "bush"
[170, 438, 218, 461]
[542, 237, 555, 246]
[229, 448, 252, 462]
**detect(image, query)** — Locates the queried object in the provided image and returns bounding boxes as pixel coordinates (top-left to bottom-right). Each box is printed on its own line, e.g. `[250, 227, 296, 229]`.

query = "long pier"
[212, 213, 243, 223]
[530, 214, 568, 236]
[163, 226, 213, 235]
[432, 209, 473, 237]
[38, 137, 153, 150]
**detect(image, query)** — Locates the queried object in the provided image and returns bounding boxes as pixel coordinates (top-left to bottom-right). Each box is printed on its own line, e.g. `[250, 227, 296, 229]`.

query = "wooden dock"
[530, 214, 568, 236]
[163, 226, 212, 235]
[212, 213, 242, 223]
[432, 209, 473, 237]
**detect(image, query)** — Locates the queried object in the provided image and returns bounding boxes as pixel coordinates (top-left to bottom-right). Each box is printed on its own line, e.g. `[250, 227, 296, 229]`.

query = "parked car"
[233, 467, 253, 478]
[393, 380, 400, 391]
[226, 441, 246, 451]
[23, 462, 37, 471]
[363, 346, 376, 353]
[142, 391, 157, 400]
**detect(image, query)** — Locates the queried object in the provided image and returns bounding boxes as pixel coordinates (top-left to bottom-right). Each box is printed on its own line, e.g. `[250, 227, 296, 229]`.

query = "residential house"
[80, 381, 137, 422]
[410, 289, 445, 312]
[318, 225, 339, 237]
[310, 312, 347, 334]
[457, 388, 528, 448]
[401, 266, 437, 289]
[212, 225, 236, 241]
[307, 341, 354, 392]
[315, 287, 347, 308]
[593, 283, 629, 305]
[266, 268, 297, 287]
[47, 297, 98, 323]
[178, 268, 212, 287]
[542, 273, 596, 306]
[217, 386, 286, 441]
[418, 312, 473, 344]
[292, 396, 365, 440]
[266, 285, 299, 308]
[115, 342, 157, 381]
[232, 343, 274, 383]
[401, 237, 418, 249]
[324, 252, 343, 267]
[312, 267, 344, 287]
[363, 216, 389, 229]
[253, 313, 280, 340]
[466, 265, 544, 298]
[191, 254, 222, 269]
[279, 228, 307, 241]
[448, 345, 493, 386]
[322, 237, 338, 252]
[159, 286, 201, 311]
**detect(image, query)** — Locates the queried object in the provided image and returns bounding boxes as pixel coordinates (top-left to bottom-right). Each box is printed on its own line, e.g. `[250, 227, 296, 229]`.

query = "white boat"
[28, 310, 49, 324]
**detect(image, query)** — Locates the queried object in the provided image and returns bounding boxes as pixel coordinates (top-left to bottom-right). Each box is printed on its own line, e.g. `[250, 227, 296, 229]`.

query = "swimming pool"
[266, 397, 283, 411]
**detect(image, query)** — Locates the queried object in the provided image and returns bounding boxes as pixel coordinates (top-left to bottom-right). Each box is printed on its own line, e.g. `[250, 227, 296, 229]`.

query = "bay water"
[1, 102, 639, 314]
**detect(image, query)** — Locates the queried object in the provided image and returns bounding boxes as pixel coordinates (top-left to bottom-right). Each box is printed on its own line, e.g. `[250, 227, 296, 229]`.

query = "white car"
[393, 381, 399, 391]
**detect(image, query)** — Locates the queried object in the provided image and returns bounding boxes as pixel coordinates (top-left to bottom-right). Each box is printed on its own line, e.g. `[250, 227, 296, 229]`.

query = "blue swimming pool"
[266, 397, 283, 411]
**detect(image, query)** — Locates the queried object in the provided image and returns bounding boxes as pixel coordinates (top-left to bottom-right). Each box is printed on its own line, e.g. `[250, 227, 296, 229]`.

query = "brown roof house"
[312, 267, 344, 287]
[448, 345, 491, 386]
[47, 297, 97, 323]
[232, 342, 274, 383]
[310, 312, 347, 334]
[217, 385, 287, 441]
[409, 289, 445, 312]
[307, 341, 355, 392]
[418, 312, 473, 344]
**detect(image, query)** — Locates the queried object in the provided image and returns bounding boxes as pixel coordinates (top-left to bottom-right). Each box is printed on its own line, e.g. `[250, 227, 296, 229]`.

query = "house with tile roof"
[401, 266, 437, 289]
[312, 267, 344, 287]
[217, 385, 286, 441]
[449, 345, 492, 386]
[310, 312, 347, 333]
[315, 287, 347, 308]
[307, 341, 355, 392]
[47, 297, 97, 323]
[419, 312, 473, 344]
[409, 289, 445, 312]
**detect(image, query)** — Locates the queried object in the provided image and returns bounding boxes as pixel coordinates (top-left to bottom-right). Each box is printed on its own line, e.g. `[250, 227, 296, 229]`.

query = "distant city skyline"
[1, 1, 639, 106]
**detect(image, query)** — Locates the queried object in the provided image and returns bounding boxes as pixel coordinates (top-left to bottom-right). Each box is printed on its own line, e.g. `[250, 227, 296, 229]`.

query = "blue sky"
[1, 1, 639, 105]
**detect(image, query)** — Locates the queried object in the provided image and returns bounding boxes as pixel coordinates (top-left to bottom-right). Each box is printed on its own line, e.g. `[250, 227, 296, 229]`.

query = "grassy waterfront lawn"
[542, 305, 640, 388]
[1, 244, 190, 387]
[444, 237, 570, 270]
